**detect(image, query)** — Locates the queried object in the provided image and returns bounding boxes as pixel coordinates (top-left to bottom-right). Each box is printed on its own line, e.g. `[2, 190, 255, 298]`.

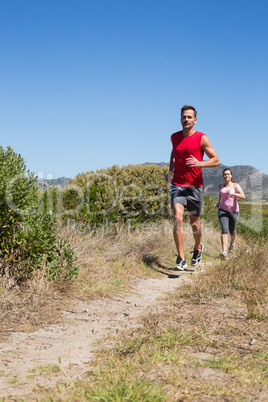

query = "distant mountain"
[37, 177, 69, 190]
[36, 165, 268, 200]
[144, 162, 168, 167]
[145, 162, 268, 197]
[203, 163, 267, 192]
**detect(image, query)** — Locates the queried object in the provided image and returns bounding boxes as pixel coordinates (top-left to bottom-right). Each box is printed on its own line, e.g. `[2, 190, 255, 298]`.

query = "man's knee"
[174, 212, 183, 226]
[190, 216, 201, 233]
[173, 204, 184, 225]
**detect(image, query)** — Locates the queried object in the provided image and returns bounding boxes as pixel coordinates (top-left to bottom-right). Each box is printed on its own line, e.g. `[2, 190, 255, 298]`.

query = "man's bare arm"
[165, 150, 174, 182]
[185, 135, 219, 168]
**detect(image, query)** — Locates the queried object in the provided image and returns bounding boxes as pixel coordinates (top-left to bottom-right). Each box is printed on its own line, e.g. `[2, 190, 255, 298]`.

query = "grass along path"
[0, 220, 266, 400]
[0, 264, 202, 399]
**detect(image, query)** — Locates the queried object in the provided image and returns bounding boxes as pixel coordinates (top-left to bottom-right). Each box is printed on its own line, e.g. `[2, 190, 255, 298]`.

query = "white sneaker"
[220, 251, 228, 260]
[191, 243, 204, 267]
[173, 256, 187, 271]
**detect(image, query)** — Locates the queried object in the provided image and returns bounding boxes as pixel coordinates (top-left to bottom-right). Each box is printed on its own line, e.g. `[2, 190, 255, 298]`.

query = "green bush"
[62, 164, 171, 225]
[237, 217, 268, 243]
[38, 187, 61, 215]
[201, 194, 218, 222]
[0, 147, 78, 280]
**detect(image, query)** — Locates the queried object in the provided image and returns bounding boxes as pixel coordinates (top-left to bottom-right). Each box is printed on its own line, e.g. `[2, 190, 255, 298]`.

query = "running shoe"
[220, 251, 228, 260]
[191, 243, 204, 267]
[229, 242, 235, 252]
[173, 256, 187, 271]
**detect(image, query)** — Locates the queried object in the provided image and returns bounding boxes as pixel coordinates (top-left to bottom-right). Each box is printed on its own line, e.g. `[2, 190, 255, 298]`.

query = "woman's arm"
[216, 184, 221, 207]
[229, 183, 245, 200]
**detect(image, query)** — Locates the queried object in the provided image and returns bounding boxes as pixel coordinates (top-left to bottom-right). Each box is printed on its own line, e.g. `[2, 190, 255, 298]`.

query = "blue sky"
[1, 0, 267, 179]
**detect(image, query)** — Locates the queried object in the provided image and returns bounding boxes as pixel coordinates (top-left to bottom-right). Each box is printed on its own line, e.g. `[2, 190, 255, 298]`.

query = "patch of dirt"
[0, 267, 203, 398]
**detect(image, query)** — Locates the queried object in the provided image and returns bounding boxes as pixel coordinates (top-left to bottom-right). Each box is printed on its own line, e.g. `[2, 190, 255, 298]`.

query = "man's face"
[181, 109, 197, 130]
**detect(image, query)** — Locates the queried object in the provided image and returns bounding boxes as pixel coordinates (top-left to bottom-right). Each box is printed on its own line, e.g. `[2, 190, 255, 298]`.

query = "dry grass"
[0, 268, 75, 340]
[0, 218, 247, 338]
[42, 236, 266, 401]
[1, 218, 267, 400]
[25, 239, 268, 401]
[179, 242, 268, 319]
[60, 220, 181, 299]
[60, 218, 230, 298]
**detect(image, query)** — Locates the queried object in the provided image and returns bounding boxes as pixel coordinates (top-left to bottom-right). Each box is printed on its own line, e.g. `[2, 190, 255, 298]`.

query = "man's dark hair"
[181, 105, 197, 118]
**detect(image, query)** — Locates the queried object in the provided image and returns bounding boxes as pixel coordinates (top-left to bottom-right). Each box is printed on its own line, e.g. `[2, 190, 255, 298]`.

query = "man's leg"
[189, 214, 204, 266]
[189, 214, 202, 250]
[173, 203, 185, 258]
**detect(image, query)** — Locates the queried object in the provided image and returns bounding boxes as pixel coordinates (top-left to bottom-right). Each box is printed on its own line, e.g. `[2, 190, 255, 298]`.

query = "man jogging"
[166, 105, 219, 270]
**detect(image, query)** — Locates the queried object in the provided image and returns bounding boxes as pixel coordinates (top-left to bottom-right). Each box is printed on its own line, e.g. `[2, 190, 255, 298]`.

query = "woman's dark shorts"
[169, 184, 204, 217]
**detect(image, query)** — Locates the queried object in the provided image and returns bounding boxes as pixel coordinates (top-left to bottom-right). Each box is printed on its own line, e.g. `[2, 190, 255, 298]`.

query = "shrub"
[0, 147, 78, 280]
[237, 217, 268, 244]
[62, 164, 171, 225]
[201, 194, 218, 223]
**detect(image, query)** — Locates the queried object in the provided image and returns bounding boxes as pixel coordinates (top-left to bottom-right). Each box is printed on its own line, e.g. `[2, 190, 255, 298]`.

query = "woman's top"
[218, 183, 239, 212]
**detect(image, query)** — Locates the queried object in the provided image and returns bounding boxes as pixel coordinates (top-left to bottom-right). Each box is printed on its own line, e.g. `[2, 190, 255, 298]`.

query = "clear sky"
[1, 0, 267, 179]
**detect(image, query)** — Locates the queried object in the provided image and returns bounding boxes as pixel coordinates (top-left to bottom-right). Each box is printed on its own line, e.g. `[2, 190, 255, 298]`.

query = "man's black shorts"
[169, 184, 204, 217]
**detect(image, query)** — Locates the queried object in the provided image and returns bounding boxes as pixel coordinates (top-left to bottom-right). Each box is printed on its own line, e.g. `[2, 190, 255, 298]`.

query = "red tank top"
[171, 130, 205, 187]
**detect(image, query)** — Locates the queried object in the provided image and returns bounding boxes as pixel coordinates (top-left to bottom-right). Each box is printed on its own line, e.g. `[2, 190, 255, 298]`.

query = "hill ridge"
[37, 164, 268, 196]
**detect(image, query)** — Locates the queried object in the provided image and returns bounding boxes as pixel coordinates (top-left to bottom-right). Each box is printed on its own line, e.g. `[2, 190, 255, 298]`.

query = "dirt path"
[0, 268, 202, 398]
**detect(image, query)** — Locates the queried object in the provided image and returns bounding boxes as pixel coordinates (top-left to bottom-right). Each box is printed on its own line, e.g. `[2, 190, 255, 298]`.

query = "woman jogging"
[217, 168, 245, 259]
